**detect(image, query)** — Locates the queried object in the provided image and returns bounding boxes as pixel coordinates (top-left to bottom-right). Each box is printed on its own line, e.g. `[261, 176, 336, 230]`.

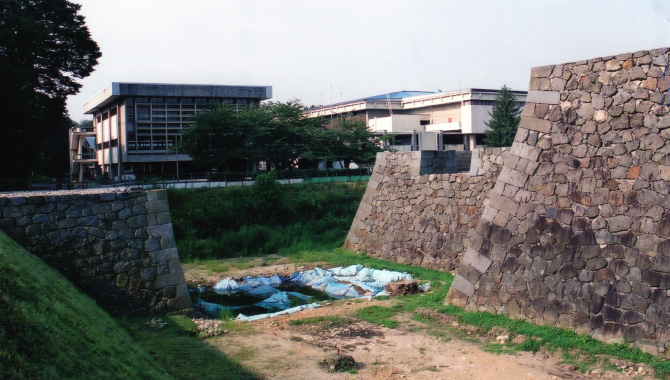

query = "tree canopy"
[0, 0, 101, 178]
[179, 101, 384, 171]
[483, 85, 521, 147]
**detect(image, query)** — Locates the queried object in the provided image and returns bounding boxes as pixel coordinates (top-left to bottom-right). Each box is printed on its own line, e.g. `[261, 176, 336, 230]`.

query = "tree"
[243, 100, 320, 170]
[179, 104, 254, 171]
[303, 117, 384, 169]
[0, 0, 101, 178]
[483, 85, 521, 147]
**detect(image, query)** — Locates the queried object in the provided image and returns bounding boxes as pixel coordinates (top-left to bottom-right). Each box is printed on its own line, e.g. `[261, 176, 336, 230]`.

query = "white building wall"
[471, 104, 495, 134]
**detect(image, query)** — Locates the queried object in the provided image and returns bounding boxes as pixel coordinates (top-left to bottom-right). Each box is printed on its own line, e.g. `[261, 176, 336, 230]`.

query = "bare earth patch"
[184, 261, 655, 380]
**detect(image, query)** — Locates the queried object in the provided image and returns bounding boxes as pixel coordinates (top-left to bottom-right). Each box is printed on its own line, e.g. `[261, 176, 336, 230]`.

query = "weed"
[355, 305, 401, 328]
[289, 315, 351, 327]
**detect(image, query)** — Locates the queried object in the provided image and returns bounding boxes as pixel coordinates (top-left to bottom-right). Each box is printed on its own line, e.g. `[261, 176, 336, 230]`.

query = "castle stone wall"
[344, 149, 507, 271]
[0, 189, 192, 316]
[445, 47, 670, 353]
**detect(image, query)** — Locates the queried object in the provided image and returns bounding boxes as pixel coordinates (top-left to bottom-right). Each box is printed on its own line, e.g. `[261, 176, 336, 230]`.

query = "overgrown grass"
[119, 315, 260, 380]
[169, 175, 367, 260]
[0, 230, 173, 380]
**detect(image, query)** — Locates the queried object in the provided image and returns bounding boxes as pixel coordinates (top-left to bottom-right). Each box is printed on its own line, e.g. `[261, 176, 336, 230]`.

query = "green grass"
[0, 230, 173, 380]
[355, 305, 401, 328]
[119, 315, 259, 380]
[169, 180, 367, 260]
[438, 305, 670, 378]
[288, 315, 351, 327]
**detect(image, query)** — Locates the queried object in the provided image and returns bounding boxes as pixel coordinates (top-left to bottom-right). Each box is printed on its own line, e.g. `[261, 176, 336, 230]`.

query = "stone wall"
[344, 149, 507, 271]
[445, 47, 670, 353]
[0, 189, 192, 316]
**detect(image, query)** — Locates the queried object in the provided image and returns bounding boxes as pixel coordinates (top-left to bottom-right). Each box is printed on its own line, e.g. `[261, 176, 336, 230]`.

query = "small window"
[136, 97, 149, 103]
[151, 97, 164, 103]
[126, 98, 134, 106]
[165, 97, 179, 103]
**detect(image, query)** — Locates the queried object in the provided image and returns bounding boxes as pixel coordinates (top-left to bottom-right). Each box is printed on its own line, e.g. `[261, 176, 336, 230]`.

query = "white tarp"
[202, 265, 417, 320]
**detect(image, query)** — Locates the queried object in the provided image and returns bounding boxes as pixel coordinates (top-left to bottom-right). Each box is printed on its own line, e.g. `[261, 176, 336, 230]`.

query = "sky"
[67, 0, 670, 122]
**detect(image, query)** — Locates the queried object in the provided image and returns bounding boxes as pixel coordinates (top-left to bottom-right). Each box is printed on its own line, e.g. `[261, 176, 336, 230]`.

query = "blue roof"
[365, 91, 435, 101]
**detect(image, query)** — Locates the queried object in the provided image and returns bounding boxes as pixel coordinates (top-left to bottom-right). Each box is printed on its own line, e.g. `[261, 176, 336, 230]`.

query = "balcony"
[72, 152, 97, 162]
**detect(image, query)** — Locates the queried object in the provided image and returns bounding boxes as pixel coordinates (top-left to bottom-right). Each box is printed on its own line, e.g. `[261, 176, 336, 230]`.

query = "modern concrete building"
[304, 88, 527, 152]
[78, 83, 272, 180]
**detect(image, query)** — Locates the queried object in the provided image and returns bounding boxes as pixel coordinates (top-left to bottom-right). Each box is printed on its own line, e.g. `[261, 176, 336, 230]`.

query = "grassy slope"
[0, 230, 173, 380]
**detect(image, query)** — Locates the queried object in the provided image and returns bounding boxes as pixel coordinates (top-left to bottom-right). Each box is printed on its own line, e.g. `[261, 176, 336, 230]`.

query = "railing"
[0, 168, 373, 193]
[72, 153, 96, 161]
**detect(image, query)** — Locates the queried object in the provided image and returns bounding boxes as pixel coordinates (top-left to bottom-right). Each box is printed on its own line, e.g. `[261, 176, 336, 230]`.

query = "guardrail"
[0, 168, 372, 193]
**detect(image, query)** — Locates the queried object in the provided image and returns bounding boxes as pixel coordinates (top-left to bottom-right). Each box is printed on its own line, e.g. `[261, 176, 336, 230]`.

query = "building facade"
[78, 83, 272, 180]
[304, 88, 527, 152]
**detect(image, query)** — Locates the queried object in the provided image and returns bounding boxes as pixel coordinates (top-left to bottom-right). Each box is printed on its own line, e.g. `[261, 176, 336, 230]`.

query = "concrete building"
[304, 88, 527, 152]
[78, 83, 272, 180]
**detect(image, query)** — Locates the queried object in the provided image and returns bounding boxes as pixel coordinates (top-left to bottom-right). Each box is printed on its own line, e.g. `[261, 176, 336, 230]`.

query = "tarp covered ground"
[194, 265, 419, 321]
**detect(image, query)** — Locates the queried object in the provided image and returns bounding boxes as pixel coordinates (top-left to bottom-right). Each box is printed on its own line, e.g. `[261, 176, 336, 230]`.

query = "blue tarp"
[204, 265, 420, 321]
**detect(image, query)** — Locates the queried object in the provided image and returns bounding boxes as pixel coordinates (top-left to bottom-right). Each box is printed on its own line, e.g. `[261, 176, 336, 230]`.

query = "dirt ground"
[183, 259, 656, 380]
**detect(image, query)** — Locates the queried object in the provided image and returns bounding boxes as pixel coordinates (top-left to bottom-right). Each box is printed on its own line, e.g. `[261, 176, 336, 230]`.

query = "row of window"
[127, 136, 180, 152]
[126, 97, 252, 106]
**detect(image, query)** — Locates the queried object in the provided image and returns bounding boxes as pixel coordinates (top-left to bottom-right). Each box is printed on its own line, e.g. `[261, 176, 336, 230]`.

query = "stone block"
[450, 274, 475, 297]
[531, 65, 555, 78]
[497, 166, 528, 188]
[150, 248, 179, 264]
[462, 247, 492, 274]
[487, 192, 519, 216]
[519, 116, 551, 134]
[167, 296, 193, 311]
[155, 271, 186, 289]
[147, 224, 173, 238]
[510, 141, 541, 162]
[526, 90, 561, 104]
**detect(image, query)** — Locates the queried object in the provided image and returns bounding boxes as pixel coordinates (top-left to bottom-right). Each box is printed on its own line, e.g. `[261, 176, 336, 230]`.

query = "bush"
[168, 181, 366, 260]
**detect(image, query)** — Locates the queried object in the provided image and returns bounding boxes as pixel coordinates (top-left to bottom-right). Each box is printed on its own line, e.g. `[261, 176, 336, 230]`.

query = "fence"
[0, 168, 372, 193]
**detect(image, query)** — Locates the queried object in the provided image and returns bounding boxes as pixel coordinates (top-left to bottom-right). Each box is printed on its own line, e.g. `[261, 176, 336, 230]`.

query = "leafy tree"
[483, 85, 521, 147]
[304, 117, 384, 168]
[180, 101, 384, 171]
[243, 100, 320, 170]
[0, 0, 101, 178]
[179, 104, 254, 170]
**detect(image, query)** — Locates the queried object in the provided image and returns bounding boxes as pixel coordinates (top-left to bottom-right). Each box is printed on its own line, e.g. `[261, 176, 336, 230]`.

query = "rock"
[385, 280, 422, 296]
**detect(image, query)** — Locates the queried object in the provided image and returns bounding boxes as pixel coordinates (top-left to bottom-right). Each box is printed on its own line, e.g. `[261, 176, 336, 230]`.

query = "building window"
[136, 97, 149, 103]
[151, 97, 164, 103]
[165, 97, 179, 103]
[137, 106, 150, 120]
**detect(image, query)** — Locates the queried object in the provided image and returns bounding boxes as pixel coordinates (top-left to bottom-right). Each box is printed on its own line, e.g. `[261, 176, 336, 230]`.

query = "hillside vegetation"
[0, 230, 173, 380]
[168, 174, 367, 260]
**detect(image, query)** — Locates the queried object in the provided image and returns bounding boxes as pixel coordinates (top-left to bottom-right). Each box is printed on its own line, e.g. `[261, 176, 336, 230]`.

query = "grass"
[119, 315, 260, 380]
[288, 315, 351, 327]
[168, 179, 367, 260]
[0, 230, 173, 380]
[272, 248, 670, 378]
